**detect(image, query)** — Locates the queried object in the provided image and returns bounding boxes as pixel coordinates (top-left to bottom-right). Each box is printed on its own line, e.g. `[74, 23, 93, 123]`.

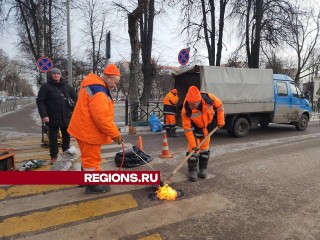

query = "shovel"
[160, 126, 219, 186]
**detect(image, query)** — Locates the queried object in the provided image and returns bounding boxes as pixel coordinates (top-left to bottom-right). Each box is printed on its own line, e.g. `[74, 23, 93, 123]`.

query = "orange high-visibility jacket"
[163, 91, 179, 115]
[68, 73, 120, 145]
[182, 92, 225, 148]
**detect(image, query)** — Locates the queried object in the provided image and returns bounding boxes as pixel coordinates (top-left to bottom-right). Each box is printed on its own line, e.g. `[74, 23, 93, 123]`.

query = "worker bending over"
[182, 86, 225, 182]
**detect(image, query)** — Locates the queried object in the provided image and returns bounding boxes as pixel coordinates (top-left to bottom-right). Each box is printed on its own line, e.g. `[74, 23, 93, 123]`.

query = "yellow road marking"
[0, 188, 7, 200]
[0, 193, 138, 238]
[138, 234, 163, 240]
[0, 185, 74, 200]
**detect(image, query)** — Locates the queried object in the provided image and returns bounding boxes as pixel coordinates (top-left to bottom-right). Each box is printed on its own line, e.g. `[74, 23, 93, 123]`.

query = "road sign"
[36, 57, 54, 73]
[178, 48, 190, 65]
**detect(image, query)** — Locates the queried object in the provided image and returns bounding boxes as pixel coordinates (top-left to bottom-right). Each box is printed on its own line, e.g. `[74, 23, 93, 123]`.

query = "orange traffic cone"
[137, 135, 143, 151]
[160, 133, 173, 158]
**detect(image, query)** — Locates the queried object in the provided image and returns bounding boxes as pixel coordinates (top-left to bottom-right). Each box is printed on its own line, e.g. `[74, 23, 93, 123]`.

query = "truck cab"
[273, 74, 312, 130]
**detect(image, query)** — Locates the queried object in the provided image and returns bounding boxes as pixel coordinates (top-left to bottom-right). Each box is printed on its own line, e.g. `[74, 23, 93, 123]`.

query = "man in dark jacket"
[37, 68, 77, 164]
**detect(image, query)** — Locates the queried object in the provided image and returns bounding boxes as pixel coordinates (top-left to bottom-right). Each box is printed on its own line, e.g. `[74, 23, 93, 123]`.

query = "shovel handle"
[164, 126, 219, 182]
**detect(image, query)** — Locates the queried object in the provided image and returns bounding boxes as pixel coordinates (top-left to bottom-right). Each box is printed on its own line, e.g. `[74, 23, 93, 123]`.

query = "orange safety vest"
[68, 73, 120, 145]
[163, 91, 179, 115]
[182, 92, 224, 145]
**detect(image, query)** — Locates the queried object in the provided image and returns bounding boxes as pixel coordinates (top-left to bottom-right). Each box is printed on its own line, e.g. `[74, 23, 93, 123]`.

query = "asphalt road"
[1, 102, 320, 239]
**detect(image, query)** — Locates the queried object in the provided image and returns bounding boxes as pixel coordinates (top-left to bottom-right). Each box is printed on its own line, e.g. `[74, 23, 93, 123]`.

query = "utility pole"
[67, 0, 73, 87]
[106, 31, 111, 65]
[39, 0, 46, 85]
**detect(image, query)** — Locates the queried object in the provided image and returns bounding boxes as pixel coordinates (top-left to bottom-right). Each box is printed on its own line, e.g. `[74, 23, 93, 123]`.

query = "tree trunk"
[140, 0, 155, 105]
[216, 0, 227, 66]
[251, 0, 263, 68]
[245, 0, 252, 67]
[202, 0, 215, 66]
[127, 0, 147, 122]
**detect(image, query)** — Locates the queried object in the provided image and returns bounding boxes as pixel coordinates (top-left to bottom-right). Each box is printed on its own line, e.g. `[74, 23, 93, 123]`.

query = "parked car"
[0, 96, 7, 102]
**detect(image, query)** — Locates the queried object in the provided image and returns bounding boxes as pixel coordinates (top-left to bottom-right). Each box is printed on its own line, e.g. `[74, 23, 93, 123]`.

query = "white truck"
[173, 66, 312, 137]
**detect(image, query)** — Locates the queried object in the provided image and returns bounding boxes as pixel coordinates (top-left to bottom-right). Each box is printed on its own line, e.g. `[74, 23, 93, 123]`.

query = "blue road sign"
[178, 48, 190, 65]
[36, 57, 54, 73]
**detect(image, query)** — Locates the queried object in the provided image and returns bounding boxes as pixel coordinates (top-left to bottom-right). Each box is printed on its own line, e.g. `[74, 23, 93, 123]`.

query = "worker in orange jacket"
[163, 89, 179, 137]
[68, 64, 122, 194]
[182, 86, 225, 182]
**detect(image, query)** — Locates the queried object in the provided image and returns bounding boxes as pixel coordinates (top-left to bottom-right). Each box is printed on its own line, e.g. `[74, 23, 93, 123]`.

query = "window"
[290, 83, 302, 98]
[276, 81, 288, 96]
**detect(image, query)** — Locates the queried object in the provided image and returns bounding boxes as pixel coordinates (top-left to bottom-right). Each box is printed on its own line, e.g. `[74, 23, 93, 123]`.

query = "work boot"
[170, 127, 178, 138]
[198, 150, 210, 179]
[85, 185, 111, 194]
[198, 169, 207, 179]
[187, 153, 198, 182]
[50, 157, 57, 165]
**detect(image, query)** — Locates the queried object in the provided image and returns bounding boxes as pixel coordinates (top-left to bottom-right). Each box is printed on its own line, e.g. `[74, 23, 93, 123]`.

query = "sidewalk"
[310, 112, 320, 122]
[118, 123, 184, 135]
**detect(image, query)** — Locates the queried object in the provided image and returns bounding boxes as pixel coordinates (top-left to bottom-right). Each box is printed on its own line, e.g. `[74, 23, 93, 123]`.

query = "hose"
[121, 140, 156, 171]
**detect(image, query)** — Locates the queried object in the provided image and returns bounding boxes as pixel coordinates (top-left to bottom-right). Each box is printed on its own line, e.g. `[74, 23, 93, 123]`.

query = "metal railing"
[125, 99, 164, 125]
[0, 98, 36, 114]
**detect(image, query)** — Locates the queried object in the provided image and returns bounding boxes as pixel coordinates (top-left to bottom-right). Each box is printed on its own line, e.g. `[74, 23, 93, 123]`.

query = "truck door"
[273, 80, 291, 123]
[289, 82, 305, 121]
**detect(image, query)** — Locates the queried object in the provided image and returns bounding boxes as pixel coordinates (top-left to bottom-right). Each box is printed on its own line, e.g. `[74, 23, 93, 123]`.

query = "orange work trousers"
[77, 139, 102, 171]
[188, 136, 211, 152]
[165, 114, 176, 125]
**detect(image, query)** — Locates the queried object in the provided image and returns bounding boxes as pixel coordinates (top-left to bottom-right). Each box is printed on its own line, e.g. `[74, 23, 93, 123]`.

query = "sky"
[0, 4, 196, 68]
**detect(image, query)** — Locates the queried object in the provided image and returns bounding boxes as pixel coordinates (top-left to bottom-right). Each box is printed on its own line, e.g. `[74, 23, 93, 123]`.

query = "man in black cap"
[37, 68, 77, 164]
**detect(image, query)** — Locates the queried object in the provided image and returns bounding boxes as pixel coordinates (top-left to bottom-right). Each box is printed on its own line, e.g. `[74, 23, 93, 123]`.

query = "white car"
[0, 96, 7, 102]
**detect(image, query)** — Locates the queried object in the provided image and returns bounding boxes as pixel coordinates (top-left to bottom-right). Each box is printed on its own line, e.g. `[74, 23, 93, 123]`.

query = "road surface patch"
[22, 192, 234, 240]
[0, 193, 138, 238]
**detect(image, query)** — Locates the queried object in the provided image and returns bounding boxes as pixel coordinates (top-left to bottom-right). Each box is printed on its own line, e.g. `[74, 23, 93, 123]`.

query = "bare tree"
[0, 49, 34, 96]
[172, 0, 230, 66]
[0, 49, 10, 90]
[127, 0, 148, 103]
[232, 0, 292, 68]
[117, 62, 130, 99]
[279, 2, 320, 83]
[75, 0, 107, 73]
[139, 0, 156, 105]
[0, 0, 65, 62]
[0, 0, 66, 87]
[263, 50, 296, 78]
[112, 1, 148, 122]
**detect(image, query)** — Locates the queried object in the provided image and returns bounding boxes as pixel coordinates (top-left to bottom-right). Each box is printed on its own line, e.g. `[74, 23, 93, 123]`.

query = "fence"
[0, 98, 36, 114]
[124, 99, 164, 126]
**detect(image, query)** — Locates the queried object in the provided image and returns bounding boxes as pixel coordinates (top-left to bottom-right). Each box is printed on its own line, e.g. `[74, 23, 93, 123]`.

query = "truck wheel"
[233, 118, 249, 138]
[295, 114, 308, 131]
[259, 122, 269, 128]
